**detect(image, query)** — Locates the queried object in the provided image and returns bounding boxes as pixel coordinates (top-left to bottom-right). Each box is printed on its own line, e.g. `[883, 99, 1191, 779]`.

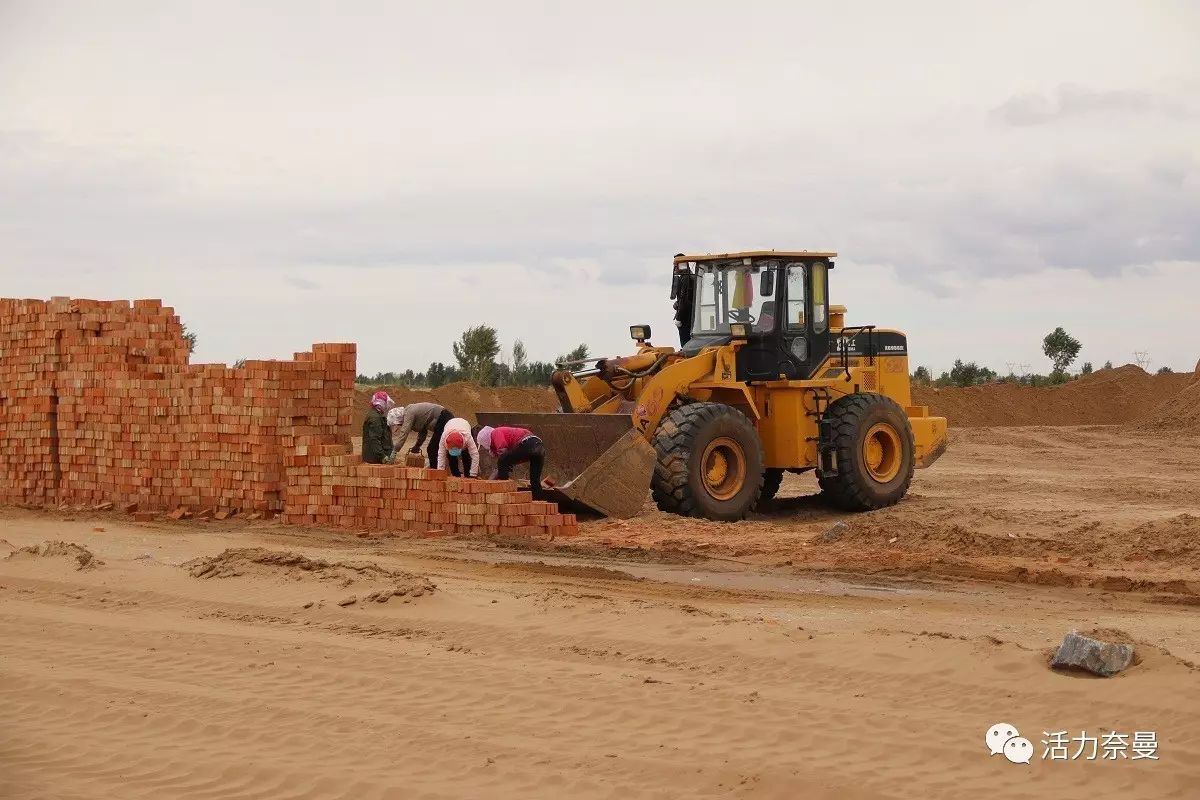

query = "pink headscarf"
[476, 425, 494, 452]
[370, 390, 392, 412]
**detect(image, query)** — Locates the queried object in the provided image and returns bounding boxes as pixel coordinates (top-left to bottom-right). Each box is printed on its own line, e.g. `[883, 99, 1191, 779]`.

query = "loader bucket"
[474, 412, 655, 519]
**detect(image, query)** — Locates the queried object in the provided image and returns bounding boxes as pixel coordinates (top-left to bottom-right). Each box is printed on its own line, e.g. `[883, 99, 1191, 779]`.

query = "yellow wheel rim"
[701, 437, 746, 501]
[863, 423, 902, 483]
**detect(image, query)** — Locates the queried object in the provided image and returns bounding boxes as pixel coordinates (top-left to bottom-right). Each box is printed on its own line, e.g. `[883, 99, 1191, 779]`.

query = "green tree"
[181, 323, 197, 354]
[233, 358, 247, 369]
[912, 366, 932, 384]
[512, 339, 528, 372]
[1157, 366, 1174, 375]
[1103, 360, 1113, 370]
[452, 326, 500, 385]
[949, 359, 997, 387]
[510, 339, 530, 385]
[1080, 362, 1093, 375]
[426, 362, 449, 388]
[524, 361, 556, 386]
[1042, 327, 1081, 375]
[556, 343, 590, 367]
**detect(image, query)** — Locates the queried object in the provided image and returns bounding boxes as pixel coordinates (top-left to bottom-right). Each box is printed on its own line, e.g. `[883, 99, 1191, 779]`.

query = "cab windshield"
[691, 259, 779, 335]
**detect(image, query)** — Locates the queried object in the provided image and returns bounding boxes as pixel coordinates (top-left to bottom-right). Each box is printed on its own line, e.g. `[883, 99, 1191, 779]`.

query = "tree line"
[356, 325, 590, 388]
[186, 320, 1179, 391]
[911, 326, 1175, 388]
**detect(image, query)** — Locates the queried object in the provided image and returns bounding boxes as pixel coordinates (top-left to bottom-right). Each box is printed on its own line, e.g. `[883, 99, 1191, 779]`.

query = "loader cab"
[674, 251, 836, 382]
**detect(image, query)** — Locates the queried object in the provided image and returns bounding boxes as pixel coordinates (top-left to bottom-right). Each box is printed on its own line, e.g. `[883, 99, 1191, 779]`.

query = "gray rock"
[1051, 631, 1134, 677]
[821, 522, 848, 543]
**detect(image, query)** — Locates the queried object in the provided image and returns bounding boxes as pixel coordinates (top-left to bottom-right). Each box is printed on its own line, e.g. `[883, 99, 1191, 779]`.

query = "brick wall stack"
[0, 298, 74, 504]
[3, 295, 581, 538]
[0, 297, 355, 512]
[57, 344, 356, 512]
[282, 440, 579, 537]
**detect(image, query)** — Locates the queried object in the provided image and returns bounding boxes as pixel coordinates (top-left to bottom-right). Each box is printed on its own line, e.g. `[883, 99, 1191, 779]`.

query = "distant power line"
[1133, 351, 1152, 370]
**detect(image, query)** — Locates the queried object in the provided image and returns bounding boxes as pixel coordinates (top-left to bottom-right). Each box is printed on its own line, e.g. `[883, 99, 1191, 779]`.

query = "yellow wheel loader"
[477, 251, 947, 520]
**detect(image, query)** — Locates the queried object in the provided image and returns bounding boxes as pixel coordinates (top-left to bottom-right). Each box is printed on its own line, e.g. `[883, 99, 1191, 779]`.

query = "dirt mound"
[1125, 514, 1200, 560]
[820, 515, 1077, 559]
[914, 365, 1195, 427]
[1135, 381, 1200, 432]
[184, 548, 435, 597]
[352, 381, 556, 430]
[6, 541, 103, 570]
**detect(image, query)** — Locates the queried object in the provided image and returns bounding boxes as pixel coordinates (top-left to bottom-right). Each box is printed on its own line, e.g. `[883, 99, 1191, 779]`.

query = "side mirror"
[669, 274, 680, 300]
[759, 269, 774, 297]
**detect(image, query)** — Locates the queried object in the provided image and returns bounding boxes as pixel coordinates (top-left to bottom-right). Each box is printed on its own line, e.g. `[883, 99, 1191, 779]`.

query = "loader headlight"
[630, 325, 651, 342]
[729, 322, 750, 340]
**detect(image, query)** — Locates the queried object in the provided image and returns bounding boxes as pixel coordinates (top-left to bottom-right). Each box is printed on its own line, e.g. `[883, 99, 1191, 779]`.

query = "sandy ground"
[575, 426, 1200, 599]
[3, 424, 1200, 799]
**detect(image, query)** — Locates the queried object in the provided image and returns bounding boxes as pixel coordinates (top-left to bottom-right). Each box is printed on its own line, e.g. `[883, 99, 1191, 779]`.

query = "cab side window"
[786, 263, 806, 329]
[811, 262, 828, 334]
[695, 266, 722, 332]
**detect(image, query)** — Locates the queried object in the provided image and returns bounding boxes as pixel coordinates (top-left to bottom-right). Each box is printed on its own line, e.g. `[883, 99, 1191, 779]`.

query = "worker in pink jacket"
[475, 425, 546, 500]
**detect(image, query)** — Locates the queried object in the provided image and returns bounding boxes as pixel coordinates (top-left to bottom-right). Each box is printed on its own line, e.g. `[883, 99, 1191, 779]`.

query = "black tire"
[652, 403, 765, 521]
[759, 468, 785, 504]
[818, 393, 915, 511]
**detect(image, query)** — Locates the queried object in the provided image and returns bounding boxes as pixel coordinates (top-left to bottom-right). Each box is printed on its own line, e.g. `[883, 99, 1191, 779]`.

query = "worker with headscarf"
[388, 402, 454, 467]
[475, 425, 546, 500]
[436, 417, 479, 478]
[362, 390, 394, 464]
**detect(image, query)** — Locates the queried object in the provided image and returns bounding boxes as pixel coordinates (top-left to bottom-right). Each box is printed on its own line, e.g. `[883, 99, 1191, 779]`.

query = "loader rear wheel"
[818, 393, 915, 511]
[652, 403, 765, 521]
[759, 469, 785, 504]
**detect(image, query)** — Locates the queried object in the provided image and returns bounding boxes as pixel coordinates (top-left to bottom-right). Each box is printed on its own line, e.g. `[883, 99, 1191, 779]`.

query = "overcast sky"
[2, 1, 1198, 376]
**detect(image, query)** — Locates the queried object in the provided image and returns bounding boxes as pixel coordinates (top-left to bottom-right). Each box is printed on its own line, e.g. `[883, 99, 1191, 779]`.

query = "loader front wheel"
[818, 393, 915, 511]
[652, 403, 765, 521]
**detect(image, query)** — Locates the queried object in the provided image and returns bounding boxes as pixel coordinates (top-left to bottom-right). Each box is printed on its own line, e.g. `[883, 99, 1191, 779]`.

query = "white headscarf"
[476, 425, 494, 452]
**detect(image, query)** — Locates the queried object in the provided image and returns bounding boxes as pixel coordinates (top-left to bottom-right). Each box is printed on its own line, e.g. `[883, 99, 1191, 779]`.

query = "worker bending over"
[476, 425, 546, 500]
[389, 402, 454, 467]
[362, 391, 394, 465]
[437, 417, 479, 478]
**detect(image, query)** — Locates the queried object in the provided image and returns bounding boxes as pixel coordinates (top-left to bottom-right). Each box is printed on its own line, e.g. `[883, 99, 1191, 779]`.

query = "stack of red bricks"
[2, 295, 580, 539]
[57, 344, 356, 513]
[0, 299, 66, 504]
[0, 296, 355, 513]
[282, 438, 579, 537]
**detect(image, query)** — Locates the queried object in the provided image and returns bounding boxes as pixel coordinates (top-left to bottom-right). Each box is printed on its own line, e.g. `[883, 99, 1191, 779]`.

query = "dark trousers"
[447, 450, 473, 478]
[497, 436, 546, 499]
[426, 409, 454, 468]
